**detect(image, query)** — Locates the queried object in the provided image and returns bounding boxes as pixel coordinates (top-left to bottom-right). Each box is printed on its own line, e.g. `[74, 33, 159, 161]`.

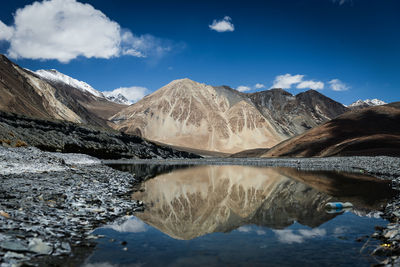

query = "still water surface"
[84, 164, 396, 266]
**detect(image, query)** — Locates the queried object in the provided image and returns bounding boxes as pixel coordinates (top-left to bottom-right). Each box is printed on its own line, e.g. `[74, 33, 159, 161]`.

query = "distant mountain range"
[263, 102, 400, 157]
[348, 99, 387, 109]
[0, 54, 396, 157]
[110, 79, 347, 153]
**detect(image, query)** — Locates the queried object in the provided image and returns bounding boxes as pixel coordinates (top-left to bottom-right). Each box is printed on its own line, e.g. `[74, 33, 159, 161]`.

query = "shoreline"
[104, 156, 400, 182]
[1, 146, 400, 266]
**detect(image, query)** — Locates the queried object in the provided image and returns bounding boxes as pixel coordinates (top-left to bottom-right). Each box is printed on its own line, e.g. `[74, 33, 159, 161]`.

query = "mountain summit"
[349, 99, 387, 109]
[111, 78, 285, 153]
[111, 78, 347, 153]
[34, 69, 104, 98]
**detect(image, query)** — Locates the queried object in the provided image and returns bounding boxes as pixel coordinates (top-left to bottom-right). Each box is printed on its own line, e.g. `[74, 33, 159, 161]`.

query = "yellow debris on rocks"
[0, 210, 10, 219]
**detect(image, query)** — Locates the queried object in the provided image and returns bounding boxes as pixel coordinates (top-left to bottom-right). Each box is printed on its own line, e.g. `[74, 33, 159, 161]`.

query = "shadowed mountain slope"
[0, 55, 125, 128]
[263, 103, 400, 157]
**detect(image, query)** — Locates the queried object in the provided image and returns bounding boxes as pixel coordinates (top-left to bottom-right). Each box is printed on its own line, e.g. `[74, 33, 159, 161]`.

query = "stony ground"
[0, 146, 142, 266]
[1, 146, 400, 266]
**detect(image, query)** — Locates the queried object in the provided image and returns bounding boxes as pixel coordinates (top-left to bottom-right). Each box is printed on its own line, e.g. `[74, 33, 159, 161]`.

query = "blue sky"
[0, 0, 399, 105]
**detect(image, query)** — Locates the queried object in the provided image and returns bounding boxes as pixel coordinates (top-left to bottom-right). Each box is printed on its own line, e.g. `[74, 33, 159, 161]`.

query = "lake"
[83, 164, 396, 266]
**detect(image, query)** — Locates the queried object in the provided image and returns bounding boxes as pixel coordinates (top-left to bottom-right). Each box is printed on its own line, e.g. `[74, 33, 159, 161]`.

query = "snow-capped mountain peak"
[34, 69, 104, 98]
[349, 98, 386, 107]
[103, 92, 130, 105]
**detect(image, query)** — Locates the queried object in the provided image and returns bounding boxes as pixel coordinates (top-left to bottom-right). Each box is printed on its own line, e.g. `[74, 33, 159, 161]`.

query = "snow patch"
[103, 91, 130, 105]
[349, 99, 386, 107]
[35, 69, 104, 98]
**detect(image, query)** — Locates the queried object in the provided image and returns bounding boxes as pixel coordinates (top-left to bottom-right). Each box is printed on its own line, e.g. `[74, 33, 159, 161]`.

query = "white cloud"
[333, 226, 348, 235]
[236, 85, 251, 92]
[0, 0, 173, 63]
[121, 31, 174, 60]
[256, 230, 266, 235]
[103, 217, 148, 233]
[296, 80, 324, 90]
[209, 16, 235, 32]
[298, 229, 326, 238]
[274, 230, 304, 244]
[0, 21, 13, 41]
[237, 226, 252, 233]
[271, 73, 326, 90]
[103, 86, 148, 104]
[254, 83, 265, 89]
[273, 228, 326, 244]
[271, 74, 304, 89]
[329, 79, 349, 91]
[237, 226, 266, 235]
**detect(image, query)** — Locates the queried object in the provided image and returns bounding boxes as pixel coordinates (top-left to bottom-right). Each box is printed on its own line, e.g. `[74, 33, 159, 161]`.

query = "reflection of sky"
[102, 216, 148, 233]
[273, 228, 327, 244]
[237, 225, 327, 244]
[237, 226, 267, 236]
[88, 213, 387, 266]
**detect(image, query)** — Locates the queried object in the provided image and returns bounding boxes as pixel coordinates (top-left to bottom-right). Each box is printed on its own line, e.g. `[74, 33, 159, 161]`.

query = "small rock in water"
[28, 238, 52, 255]
[59, 242, 71, 254]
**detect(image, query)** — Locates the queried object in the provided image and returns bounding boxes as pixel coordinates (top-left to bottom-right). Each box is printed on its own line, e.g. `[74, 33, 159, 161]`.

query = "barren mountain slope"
[32, 69, 127, 127]
[248, 89, 348, 136]
[263, 102, 400, 157]
[40, 77, 127, 127]
[0, 55, 82, 122]
[111, 79, 285, 153]
[0, 55, 126, 127]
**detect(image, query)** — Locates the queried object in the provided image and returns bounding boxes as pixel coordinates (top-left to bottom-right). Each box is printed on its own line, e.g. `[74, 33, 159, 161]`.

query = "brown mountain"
[111, 79, 285, 153]
[111, 79, 347, 153]
[0, 55, 125, 128]
[262, 102, 400, 157]
[248, 88, 348, 136]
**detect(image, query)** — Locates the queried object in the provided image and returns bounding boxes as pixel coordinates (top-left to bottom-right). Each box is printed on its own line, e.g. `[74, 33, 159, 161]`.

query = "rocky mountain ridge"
[34, 69, 104, 98]
[0, 110, 199, 159]
[0, 54, 126, 128]
[111, 78, 348, 153]
[262, 102, 400, 157]
[103, 91, 130, 105]
[349, 98, 387, 109]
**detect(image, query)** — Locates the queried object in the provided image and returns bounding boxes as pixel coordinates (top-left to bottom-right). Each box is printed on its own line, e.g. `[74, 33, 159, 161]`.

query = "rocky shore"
[0, 146, 142, 266]
[1, 146, 400, 266]
[0, 110, 200, 159]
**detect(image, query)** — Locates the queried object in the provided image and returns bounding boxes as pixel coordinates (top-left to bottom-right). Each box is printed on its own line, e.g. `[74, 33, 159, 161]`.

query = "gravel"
[0, 146, 141, 266]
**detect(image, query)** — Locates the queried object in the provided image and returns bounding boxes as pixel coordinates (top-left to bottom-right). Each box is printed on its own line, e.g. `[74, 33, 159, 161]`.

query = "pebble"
[27, 238, 52, 255]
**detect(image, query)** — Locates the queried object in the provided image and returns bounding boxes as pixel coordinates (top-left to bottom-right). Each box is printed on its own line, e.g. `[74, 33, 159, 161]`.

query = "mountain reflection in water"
[122, 165, 396, 240]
